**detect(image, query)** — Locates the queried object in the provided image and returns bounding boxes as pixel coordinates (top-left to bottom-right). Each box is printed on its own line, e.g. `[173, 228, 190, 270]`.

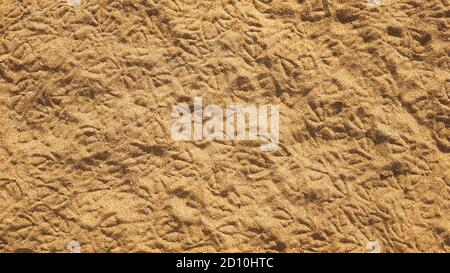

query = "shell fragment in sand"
[67, 241, 81, 253]
[67, 0, 81, 6]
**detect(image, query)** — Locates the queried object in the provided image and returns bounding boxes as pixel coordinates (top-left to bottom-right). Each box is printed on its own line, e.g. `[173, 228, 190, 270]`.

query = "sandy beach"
[0, 0, 449, 252]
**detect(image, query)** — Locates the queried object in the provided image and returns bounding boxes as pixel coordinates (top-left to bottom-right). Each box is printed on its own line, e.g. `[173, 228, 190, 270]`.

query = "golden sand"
[0, 0, 449, 252]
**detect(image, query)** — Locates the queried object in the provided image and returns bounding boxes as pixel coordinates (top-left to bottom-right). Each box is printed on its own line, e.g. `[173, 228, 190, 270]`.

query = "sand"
[0, 0, 449, 252]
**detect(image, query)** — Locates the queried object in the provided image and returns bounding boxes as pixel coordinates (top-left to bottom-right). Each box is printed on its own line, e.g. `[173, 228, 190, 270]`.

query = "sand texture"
[0, 0, 449, 252]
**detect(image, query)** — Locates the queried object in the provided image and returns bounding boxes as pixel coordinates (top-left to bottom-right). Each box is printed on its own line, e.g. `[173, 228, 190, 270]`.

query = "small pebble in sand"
[67, 0, 81, 6]
[67, 241, 81, 253]
[367, 240, 382, 253]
